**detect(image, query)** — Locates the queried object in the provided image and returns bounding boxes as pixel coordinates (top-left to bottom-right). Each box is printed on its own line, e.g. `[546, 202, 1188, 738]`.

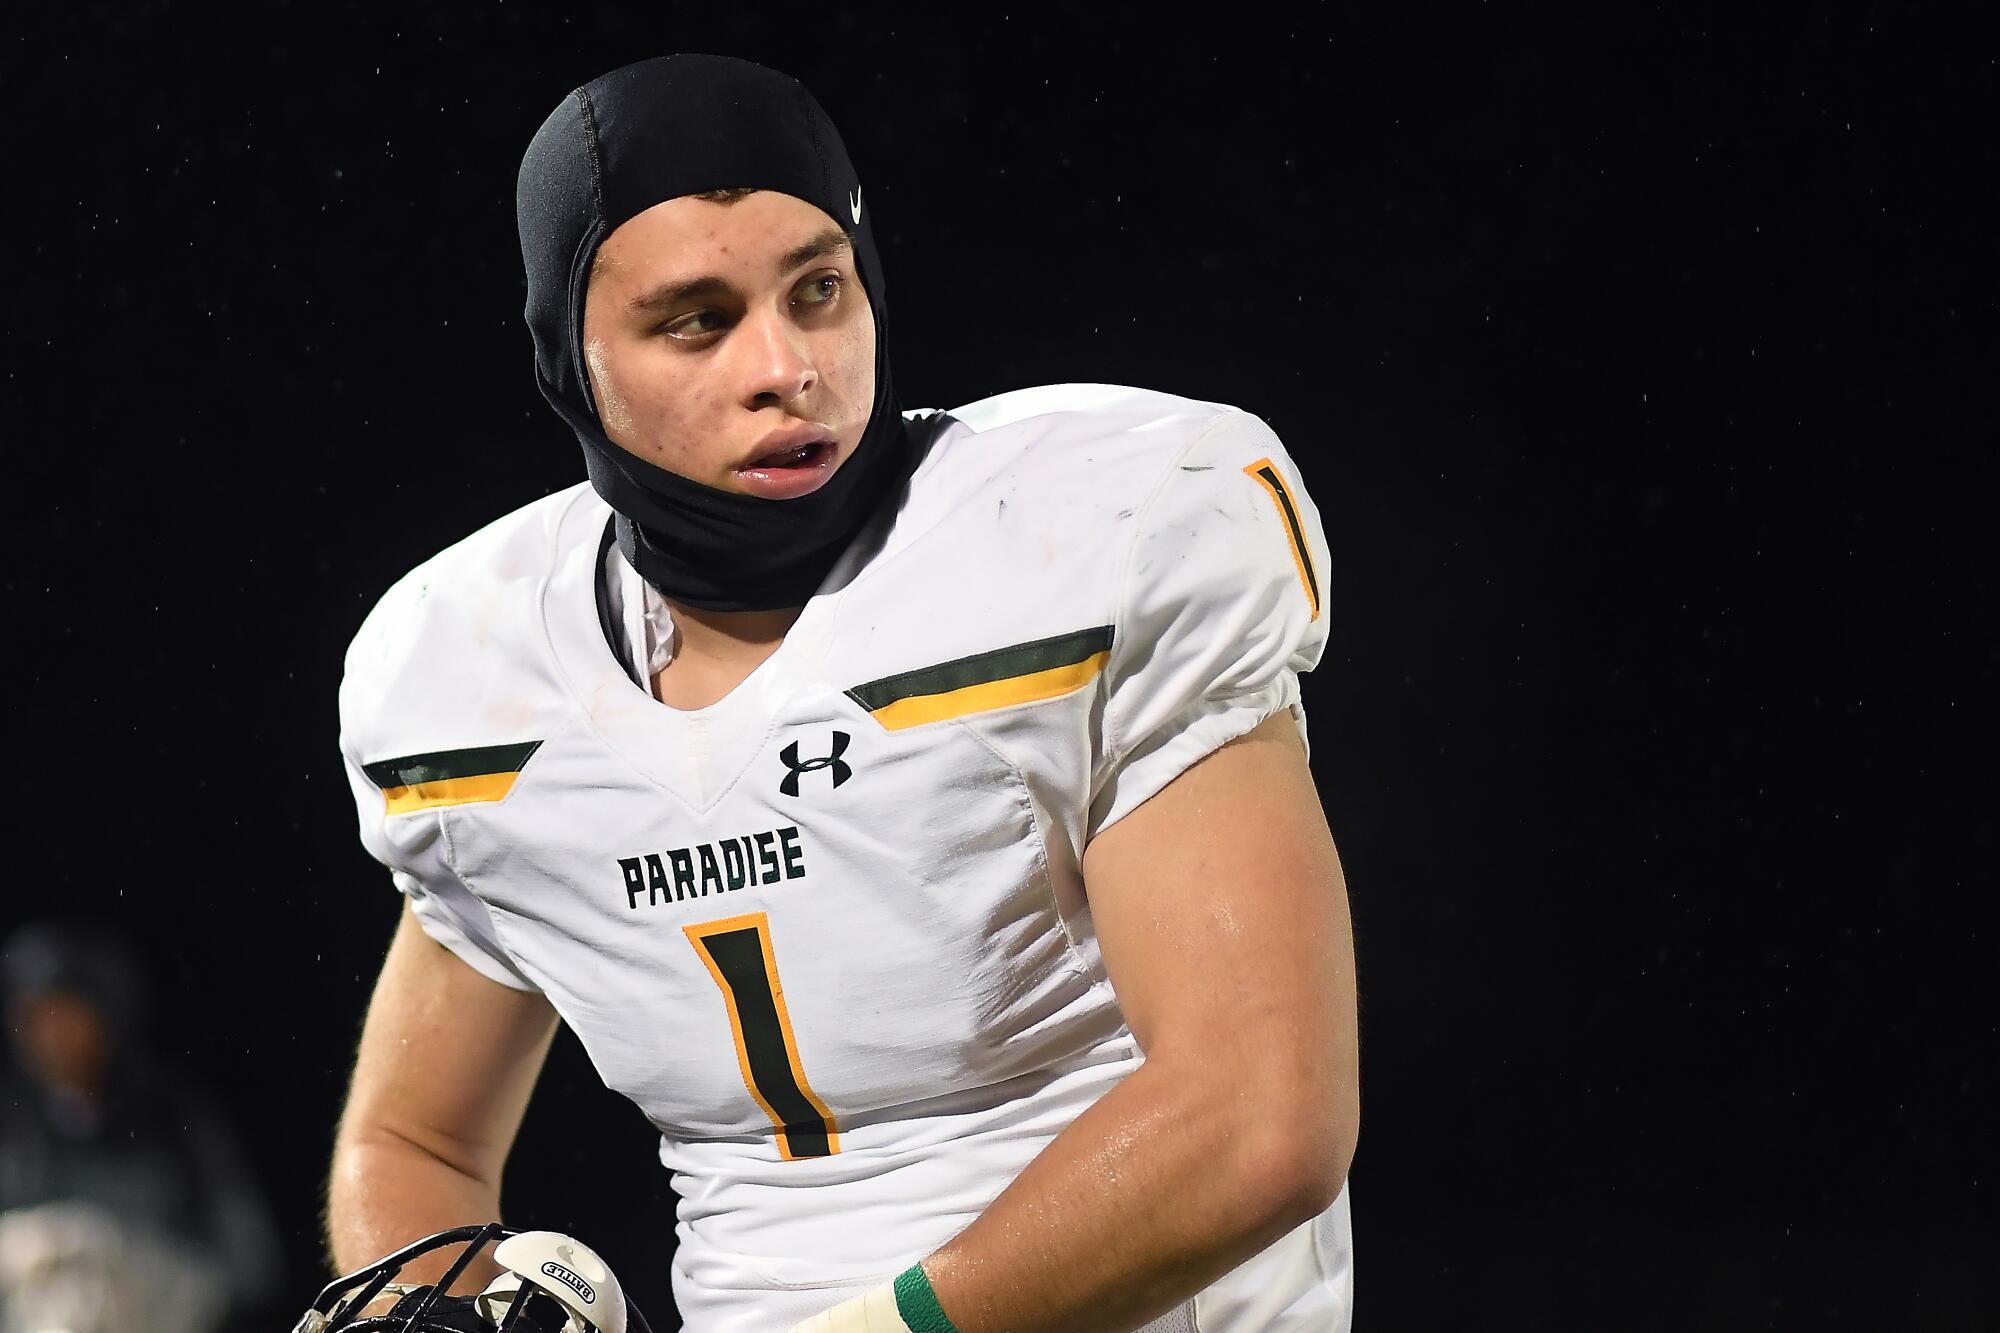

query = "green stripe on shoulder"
[846, 626, 1114, 714]
[361, 740, 544, 790]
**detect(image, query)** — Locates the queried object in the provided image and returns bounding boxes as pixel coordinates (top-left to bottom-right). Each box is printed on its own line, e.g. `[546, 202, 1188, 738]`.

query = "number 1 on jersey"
[685, 912, 840, 1160]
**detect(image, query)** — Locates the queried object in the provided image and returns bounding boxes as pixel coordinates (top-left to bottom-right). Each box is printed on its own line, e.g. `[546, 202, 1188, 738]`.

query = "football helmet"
[290, 1224, 655, 1333]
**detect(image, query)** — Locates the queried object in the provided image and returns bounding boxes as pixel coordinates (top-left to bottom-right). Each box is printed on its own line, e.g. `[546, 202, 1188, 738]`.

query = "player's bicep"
[1082, 712, 1357, 1139]
[338, 901, 559, 1185]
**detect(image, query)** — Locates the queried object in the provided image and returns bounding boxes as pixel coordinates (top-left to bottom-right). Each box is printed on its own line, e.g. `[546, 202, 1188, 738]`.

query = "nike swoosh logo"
[849, 186, 863, 226]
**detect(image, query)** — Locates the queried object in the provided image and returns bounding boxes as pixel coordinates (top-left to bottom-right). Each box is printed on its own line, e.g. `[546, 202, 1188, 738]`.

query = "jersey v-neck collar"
[548, 419, 953, 808]
[548, 500, 839, 811]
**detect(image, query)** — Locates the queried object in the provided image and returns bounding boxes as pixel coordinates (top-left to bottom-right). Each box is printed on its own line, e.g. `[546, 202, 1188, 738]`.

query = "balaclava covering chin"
[516, 54, 913, 611]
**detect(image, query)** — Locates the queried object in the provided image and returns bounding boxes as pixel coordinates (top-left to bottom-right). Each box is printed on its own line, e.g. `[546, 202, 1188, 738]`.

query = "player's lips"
[735, 424, 840, 499]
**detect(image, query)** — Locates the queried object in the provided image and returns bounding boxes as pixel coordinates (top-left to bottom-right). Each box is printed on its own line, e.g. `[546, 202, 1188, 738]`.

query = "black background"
[6, 6, 1992, 1330]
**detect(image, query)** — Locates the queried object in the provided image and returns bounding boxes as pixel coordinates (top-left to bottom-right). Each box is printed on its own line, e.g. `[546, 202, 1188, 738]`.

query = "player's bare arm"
[902, 711, 1358, 1332]
[327, 902, 559, 1283]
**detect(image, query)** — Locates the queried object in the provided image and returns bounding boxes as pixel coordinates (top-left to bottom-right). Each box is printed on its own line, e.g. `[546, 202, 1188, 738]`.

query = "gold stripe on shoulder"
[380, 770, 524, 814]
[366, 740, 543, 816]
[847, 628, 1115, 731]
[1243, 457, 1322, 621]
[867, 650, 1111, 731]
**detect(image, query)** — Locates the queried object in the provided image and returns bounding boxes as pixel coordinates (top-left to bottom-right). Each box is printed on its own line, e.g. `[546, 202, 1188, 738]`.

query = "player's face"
[8, 989, 110, 1092]
[581, 190, 876, 500]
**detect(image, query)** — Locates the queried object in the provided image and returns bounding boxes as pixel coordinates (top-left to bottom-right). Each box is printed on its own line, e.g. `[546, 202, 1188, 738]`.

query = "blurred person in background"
[0, 921, 283, 1333]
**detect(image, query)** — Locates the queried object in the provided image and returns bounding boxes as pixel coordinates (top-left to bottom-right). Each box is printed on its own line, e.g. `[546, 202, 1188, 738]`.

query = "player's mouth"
[736, 430, 839, 499]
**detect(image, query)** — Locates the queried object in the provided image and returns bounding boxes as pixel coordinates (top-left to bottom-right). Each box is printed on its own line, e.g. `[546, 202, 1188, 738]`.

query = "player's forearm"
[325, 1128, 506, 1284]
[920, 1054, 1354, 1333]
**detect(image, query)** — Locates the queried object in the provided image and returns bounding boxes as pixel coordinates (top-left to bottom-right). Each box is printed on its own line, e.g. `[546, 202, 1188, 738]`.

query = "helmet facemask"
[292, 1225, 650, 1333]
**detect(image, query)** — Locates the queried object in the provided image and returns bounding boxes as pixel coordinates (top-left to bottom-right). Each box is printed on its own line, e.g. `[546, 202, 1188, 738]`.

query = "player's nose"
[735, 304, 818, 408]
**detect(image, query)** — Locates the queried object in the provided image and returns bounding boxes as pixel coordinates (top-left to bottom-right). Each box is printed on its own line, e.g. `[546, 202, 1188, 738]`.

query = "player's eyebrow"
[626, 228, 853, 312]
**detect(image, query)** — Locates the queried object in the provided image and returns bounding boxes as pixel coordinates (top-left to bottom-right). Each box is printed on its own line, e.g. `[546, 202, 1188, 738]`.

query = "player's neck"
[650, 600, 805, 710]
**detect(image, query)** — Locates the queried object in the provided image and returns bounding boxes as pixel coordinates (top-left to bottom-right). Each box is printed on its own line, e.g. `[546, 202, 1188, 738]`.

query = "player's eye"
[794, 273, 842, 309]
[662, 309, 728, 340]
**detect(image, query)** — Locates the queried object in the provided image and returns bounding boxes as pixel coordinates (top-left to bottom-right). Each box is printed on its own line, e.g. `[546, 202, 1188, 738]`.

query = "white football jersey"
[338, 383, 1352, 1332]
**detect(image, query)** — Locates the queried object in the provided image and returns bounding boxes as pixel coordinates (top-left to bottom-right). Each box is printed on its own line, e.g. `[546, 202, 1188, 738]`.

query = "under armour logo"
[849, 186, 863, 226]
[779, 731, 852, 796]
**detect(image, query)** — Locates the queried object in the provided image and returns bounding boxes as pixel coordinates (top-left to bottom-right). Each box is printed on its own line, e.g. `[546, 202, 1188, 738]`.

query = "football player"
[329, 54, 1359, 1332]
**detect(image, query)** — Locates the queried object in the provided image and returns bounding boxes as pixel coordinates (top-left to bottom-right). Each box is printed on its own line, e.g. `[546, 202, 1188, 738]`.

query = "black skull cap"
[517, 52, 883, 429]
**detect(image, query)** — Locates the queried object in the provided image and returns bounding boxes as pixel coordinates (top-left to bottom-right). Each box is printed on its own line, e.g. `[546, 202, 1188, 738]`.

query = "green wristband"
[891, 1264, 961, 1333]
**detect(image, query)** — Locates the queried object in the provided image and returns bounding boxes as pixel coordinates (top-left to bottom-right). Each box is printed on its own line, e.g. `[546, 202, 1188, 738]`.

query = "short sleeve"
[1088, 412, 1330, 839]
[338, 725, 542, 995]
